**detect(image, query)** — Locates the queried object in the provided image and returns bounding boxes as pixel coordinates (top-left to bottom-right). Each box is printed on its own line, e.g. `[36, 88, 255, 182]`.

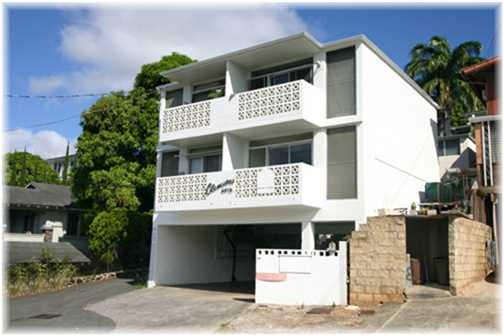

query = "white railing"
[236, 80, 302, 121]
[158, 80, 323, 142]
[155, 163, 322, 211]
[255, 242, 348, 306]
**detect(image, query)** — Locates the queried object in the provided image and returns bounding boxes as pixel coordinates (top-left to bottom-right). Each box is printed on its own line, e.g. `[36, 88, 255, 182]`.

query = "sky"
[5, 4, 499, 159]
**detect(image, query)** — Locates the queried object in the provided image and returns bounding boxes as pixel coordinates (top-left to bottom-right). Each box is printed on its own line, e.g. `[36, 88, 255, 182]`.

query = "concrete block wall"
[448, 217, 492, 295]
[349, 216, 407, 305]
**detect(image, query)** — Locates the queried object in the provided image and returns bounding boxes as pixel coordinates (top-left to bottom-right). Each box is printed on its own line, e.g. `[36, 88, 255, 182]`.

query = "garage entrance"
[154, 223, 301, 292]
[406, 216, 450, 286]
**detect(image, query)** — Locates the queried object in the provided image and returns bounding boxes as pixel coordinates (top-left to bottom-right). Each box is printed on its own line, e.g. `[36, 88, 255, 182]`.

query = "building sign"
[205, 179, 234, 196]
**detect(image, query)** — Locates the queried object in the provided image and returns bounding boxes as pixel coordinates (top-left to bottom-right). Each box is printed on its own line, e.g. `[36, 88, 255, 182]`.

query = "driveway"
[7, 277, 137, 332]
[86, 281, 255, 332]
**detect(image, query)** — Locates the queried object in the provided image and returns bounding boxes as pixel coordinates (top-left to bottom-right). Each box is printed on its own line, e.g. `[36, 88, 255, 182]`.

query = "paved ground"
[86, 281, 255, 332]
[7, 277, 137, 332]
[7, 278, 500, 333]
[222, 281, 501, 333]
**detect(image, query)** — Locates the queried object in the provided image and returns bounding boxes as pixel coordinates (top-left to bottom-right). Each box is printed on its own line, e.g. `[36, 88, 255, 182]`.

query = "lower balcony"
[155, 163, 323, 212]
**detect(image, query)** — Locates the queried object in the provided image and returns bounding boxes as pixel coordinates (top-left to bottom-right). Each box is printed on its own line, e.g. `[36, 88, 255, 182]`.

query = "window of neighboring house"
[327, 126, 357, 199]
[249, 58, 313, 90]
[191, 79, 225, 103]
[165, 89, 183, 108]
[188, 146, 222, 174]
[67, 213, 79, 236]
[438, 139, 460, 156]
[248, 135, 312, 167]
[161, 151, 179, 177]
[23, 214, 35, 233]
[326, 47, 356, 118]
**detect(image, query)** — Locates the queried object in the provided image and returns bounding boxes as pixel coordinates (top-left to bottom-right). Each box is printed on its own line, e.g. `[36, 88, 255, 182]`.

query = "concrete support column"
[147, 222, 159, 288]
[313, 52, 327, 114]
[222, 133, 248, 170]
[178, 147, 190, 175]
[182, 84, 192, 104]
[226, 61, 249, 97]
[301, 221, 315, 250]
[313, 128, 327, 199]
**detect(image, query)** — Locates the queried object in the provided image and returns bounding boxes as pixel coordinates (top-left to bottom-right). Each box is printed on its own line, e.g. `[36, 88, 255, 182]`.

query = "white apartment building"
[148, 33, 440, 287]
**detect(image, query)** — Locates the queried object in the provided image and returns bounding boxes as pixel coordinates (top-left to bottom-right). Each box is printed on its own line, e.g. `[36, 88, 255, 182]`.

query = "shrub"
[7, 249, 78, 297]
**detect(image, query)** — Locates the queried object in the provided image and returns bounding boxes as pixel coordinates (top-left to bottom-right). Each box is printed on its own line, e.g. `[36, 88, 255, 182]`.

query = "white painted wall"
[359, 43, 440, 216]
[226, 61, 249, 96]
[222, 133, 248, 170]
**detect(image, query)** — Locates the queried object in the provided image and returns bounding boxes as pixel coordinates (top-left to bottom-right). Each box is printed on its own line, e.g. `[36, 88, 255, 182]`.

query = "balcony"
[159, 80, 323, 143]
[155, 163, 323, 212]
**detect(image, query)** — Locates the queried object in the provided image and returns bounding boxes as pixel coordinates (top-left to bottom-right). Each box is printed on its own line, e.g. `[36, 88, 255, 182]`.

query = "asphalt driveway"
[86, 281, 255, 332]
[7, 277, 137, 332]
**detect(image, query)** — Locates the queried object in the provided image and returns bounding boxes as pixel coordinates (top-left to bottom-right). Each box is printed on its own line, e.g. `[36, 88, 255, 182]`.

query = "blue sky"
[5, 5, 498, 158]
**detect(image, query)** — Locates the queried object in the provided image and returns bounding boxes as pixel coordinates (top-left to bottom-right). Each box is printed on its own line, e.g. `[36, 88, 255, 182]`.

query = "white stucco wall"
[359, 43, 440, 216]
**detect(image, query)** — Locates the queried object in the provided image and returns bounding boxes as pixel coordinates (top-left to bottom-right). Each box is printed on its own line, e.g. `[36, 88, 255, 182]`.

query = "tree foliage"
[405, 36, 485, 126]
[73, 52, 194, 267]
[88, 209, 129, 270]
[5, 152, 59, 186]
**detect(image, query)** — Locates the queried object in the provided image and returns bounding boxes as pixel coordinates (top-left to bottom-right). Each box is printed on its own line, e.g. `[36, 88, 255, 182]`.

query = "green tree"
[73, 52, 194, 267]
[134, 52, 195, 94]
[5, 152, 59, 186]
[88, 209, 129, 271]
[405, 36, 485, 126]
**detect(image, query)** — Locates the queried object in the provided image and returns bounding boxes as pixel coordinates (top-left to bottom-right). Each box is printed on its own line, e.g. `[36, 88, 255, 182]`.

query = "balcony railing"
[155, 163, 323, 211]
[159, 80, 323, 142]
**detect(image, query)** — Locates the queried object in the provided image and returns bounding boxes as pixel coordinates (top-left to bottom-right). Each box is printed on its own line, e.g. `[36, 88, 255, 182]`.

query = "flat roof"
[160, 32, 438, 109]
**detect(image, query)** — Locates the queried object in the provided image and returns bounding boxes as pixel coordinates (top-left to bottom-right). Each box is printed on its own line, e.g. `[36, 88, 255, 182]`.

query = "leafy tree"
[73, 52, 194, 267]
[405, 36, 485, 127]
[134, 52, 195, 94]
[5, 152, 59, 186]
[88, 209, 129, 271]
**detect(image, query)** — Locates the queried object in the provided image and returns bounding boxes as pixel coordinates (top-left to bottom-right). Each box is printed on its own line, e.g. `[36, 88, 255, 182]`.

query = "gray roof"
[6, 241, 90, 265]
[6, 182, 76, 209]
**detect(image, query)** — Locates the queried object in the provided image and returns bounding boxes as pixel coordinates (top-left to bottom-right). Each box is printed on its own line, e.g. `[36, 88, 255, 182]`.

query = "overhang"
[160, 32, 321, 84]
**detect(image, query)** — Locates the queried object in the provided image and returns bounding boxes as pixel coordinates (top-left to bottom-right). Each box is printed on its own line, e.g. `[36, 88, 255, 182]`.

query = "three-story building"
[148, 33, 440, 287]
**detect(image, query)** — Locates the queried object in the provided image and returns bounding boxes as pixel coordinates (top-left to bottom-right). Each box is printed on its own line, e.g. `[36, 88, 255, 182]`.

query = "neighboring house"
[45, 154, 76, 180]
[463, 57, 500, 251]
[148, 33, 440, 287]
[4, 182, 88, 254]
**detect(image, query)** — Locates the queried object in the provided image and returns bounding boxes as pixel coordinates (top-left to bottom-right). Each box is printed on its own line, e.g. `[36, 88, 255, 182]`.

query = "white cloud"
[30, 6, 307, 94]
[5, 129, 76, 159]
[29, 75, 67, 94]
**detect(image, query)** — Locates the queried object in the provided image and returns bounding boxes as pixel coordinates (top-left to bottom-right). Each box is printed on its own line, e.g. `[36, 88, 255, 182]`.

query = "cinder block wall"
[448, 217, 492, 295]
[349, 216, 407, 305]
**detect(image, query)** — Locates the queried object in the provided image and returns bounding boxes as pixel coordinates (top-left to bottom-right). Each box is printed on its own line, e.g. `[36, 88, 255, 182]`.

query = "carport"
[153, 223, 301, 290]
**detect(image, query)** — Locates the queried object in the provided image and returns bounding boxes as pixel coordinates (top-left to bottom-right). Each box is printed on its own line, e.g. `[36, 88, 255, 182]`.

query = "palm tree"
[405, 36, 485, 127]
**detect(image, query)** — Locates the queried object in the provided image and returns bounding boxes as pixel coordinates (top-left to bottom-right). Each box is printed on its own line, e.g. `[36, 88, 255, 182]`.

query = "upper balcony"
[155, 163, 323, 212]
[159, 80, 324, 144]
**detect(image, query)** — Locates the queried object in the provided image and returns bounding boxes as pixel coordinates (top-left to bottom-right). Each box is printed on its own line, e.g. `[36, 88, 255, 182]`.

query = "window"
[248, 135, 312, 167]
[188, 146, 222, 174]
[165, 89, 183, 108]
[249, 148, 266, 167]
[249, 58, 313, 90]
[192, 79, 225, 103]
[438, 139, 460, 156]
[67, 213, 79, 236]
[327, 126, 357, 199]
[327, 47, 356, 118]
[161, 151, 179, 177]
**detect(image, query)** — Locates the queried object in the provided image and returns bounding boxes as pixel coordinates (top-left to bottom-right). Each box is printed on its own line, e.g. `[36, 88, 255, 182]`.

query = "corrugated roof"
[6, 182, 75, 208]
[6, 241, 90, 265]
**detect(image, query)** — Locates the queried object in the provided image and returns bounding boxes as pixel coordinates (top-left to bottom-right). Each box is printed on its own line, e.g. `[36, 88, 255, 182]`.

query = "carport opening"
[406, 216, 449, 287]
[160, 223, 301, 294]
